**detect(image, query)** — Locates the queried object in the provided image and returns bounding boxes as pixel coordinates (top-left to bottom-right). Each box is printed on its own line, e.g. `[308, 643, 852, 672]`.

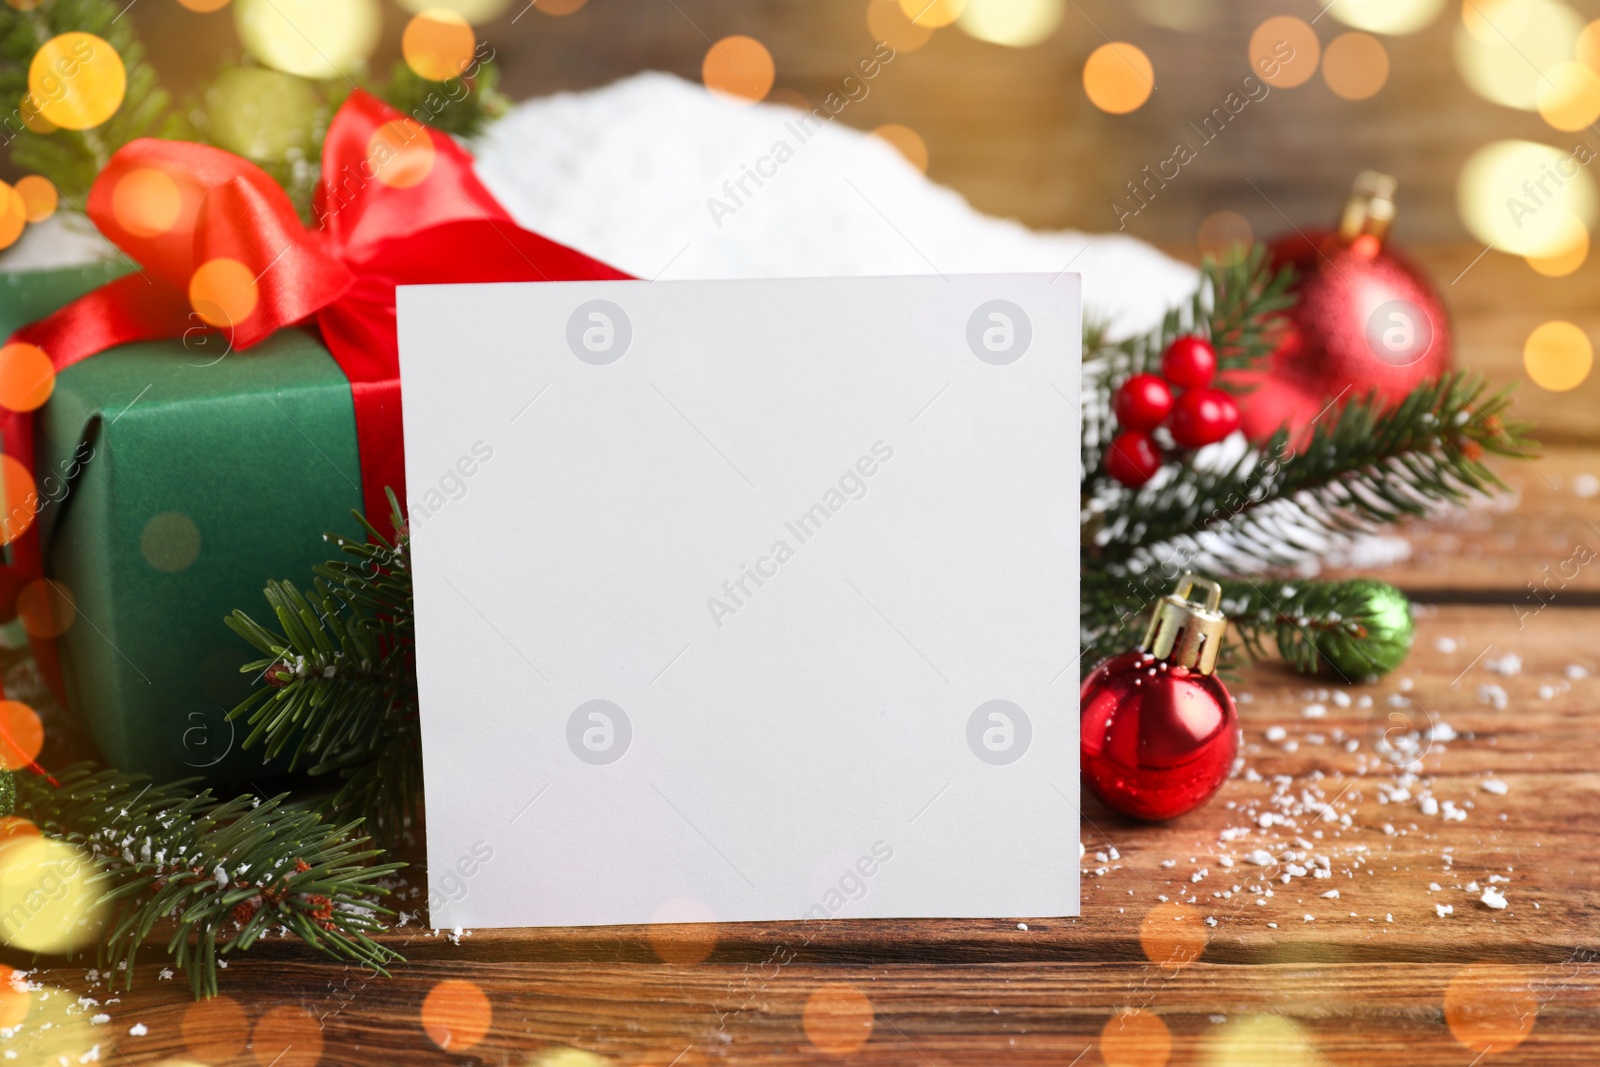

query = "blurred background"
[96, 0, 1600, 437]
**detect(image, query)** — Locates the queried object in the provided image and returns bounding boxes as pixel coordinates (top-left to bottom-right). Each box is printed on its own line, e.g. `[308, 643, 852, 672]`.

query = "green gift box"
[1, 262, 365, 784]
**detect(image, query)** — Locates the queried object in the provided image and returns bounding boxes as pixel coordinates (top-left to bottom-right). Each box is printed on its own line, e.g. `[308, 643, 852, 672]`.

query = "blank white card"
[397, 275, 1081, 929]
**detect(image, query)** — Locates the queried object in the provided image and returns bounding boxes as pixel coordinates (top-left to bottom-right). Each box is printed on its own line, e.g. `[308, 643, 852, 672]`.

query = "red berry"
[1112, 373, 1174, 431]
[1168, 388, 1241, 448]
[1161, 335, 1217, 389]
[1105, 430, 1163, 487]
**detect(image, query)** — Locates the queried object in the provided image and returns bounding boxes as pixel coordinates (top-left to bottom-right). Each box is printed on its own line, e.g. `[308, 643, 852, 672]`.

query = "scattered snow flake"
[1419, 796, 1439, 816]
[128, 1024, 147, 1037]
[1485, 654, 1522, 677]
[1017, 923, 1028, 930]
[1566, 664, 1588, 680]
[1204, 916, 1218, 927]
[1265, 726, 1287, 742]
[1321, 889, 1340, 899]
[1435, 637, 1458, 653]
[157, 970, 173, 981]
[1481, 888, 1508, 910]
[1429, 722, 1458, 742]
[1481, 779, 1509, 795]
[1436, 904, 1454, 918]
[1302, 914, 1315, 922]
[1478, 684, 1509, 710]
[1247, 850, 1274, 866]
[90, 1014, 110, 1026]
[1303, 704, 1327, 719]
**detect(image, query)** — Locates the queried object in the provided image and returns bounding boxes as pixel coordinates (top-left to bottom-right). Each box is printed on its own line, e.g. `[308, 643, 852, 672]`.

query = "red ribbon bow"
[1, 89, 628, 607]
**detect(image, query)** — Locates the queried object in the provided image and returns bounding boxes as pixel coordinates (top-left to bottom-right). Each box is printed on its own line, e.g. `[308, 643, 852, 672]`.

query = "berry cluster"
[1105, 335, 1241, 487]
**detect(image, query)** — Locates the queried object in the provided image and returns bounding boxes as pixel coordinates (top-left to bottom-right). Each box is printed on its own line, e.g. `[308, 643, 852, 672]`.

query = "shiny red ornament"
[1168, 387, 1241, 448]
[1113, 373, 1174, 430]
[1232, 171, 1451, 443]
[1081, 576, 1238, 821]
[1160, 335, 1216, 389]
[1106, 430, 1162, 487]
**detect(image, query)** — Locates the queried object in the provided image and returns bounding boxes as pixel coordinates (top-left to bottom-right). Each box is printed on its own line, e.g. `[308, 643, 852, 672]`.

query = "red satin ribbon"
[0, 89, 629, 629]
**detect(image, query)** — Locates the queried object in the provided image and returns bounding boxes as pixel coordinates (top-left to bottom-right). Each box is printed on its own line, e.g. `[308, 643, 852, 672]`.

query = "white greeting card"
[396, 274, 1081, 929]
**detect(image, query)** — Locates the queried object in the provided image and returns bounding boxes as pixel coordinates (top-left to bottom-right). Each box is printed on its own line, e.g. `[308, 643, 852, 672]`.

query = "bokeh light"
[647, 897, 719, 964]
[0, 817, 39, 842]
[403, 9, 476, 83]
[1456, 139, 1598, 256]
[113, 167, 183, 238]
[0, 837, 105, 954]
[1536, 60, 1600, 129]
[1202, 1014, 1318, 1066]
[0, 700, 43, 770]
[16, 577, 76, 639]
[0, 183, 24, 251]
[1138, 900, 1207, 970]
[1323, 32, 1389, 99]
[528, 0, 587, 13]
[872, 123, 929, 172]
[1083, 42, 1155, 114]
[177, 0, 232, 12]
[867, 0, 934, 52]
[702, 36, 775, 105]
[0, 454, 38, 545]
[0, 342, 54, 412]
[957, 0, 1063, 48]
[251, 1005, 324, 1067]
[1197, 209, 1253, 261]
[1134, 0, 1214, 31]
[0, 981, 102, 1063]
[1444, 963, 1539, 1052]
[1523, 320, 1593, 390]
[1579, 17, 1600, 67]
[368, 118, 437, 188]
[141, 511, 202, 573]
[421, 979, 492, 1050]
[235, 0, 381, 80]
[19, 92, 56, 134]
[29, 33, 125, 130]
[1455, 0, 1582, 111]
[899, 0, 964, 28]
[1464, 0, 1534, 44]
[14, 175, 55, 223]
[205, 68, 321, 162]
[1101, 1010, 1172, 1067]
[1250, 16, 1321, 88]
[189, 258, 259, 329]
[395, 0, 510, 25]
[0, 965, 26, 1030]
[1325, 0, 1445, 34]
[802, 983, 875, 1056]
[1526, 216, 1588, 274]
[181, 995, 248, 1061]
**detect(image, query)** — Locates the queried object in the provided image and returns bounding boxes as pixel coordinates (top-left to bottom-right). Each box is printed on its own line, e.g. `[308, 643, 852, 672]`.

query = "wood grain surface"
[3, 240, 1598, 1065]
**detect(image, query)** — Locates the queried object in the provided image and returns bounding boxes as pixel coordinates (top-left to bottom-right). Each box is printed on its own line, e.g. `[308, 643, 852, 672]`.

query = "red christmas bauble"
[1168, 388, 1240, 448]
[1160, 335, 1216, 389]
[1106, 430, 1162, 487]
[1081, 649, 1238, 821]
[1232, 174, 1451, 443]
[1113, 373, 1174, 430]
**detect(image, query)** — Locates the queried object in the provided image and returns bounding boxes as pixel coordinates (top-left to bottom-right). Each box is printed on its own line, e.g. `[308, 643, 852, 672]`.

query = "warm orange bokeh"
[421, 978, 492, 1051]
[802, 983, 875, 1056]
[703, 36, 776, 105]
[403, 10, 476, 83]
[0, 701, 44, 771]
[17, 577, 76, 639]
[0, 342, 55, 412]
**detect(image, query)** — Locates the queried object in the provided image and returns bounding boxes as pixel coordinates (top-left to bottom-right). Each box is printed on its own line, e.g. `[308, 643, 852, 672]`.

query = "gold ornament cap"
[1141, 573, 1228, 676]
[1339, 170, 1397, 243]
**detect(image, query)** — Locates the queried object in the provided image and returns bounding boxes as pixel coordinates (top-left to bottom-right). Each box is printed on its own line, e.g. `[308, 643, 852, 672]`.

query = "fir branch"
[1090, 372, 1535, 573]
[0, 0, 184, 203]
[1219, 577, 1410, 678]
[15, 764, 402, 999]
[1082, 246, 1296, 483]
[379, 58, 508, 140]
[227, 491, 419, 846]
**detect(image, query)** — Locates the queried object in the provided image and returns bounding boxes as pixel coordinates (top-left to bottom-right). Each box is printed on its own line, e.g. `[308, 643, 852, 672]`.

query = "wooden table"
[5, 244, 1600, 1066]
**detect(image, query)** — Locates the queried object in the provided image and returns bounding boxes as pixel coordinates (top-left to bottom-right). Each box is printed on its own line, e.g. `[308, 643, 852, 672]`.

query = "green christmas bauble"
[1309, 579, 1414, 680]
[0, 767, 13, 820]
